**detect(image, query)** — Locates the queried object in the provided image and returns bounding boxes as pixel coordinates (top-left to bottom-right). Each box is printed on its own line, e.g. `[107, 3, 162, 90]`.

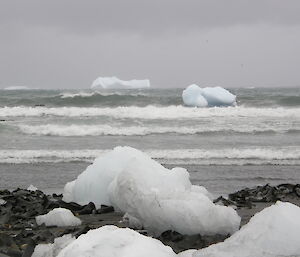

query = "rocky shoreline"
[0, 184, 300, 257]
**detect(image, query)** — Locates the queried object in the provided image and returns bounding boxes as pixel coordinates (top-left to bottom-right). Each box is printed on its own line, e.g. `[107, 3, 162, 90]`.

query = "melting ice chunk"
[182, 84, 236, 107]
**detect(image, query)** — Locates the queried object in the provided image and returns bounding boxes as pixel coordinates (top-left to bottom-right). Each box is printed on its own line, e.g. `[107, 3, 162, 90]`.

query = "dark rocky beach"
[0, 184, 300, 257]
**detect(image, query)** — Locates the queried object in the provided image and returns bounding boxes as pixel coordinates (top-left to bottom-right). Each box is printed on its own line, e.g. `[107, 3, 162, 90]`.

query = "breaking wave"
[52, 92, 160, 107]
[1, 106, 300, 119]
[18, 124, 300, 136]
[59, 92, 97, 98]
[3, 86, 31, 90]
[59, 91, 147, 98]
[0, 148, 299, 165]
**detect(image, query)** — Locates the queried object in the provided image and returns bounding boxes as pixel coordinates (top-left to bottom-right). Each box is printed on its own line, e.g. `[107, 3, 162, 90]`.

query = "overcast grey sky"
[0, 0, 300, 89]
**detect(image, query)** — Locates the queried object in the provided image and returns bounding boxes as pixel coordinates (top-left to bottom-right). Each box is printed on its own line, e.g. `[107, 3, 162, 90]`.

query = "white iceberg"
[56, 226, 177, 257]
[182, 84, 208, 107]
[63, 146, 240, 236]
[182, 84, 236, 107]
[91, 76, 150, 89]
[35, 208, 81, 227]
[194, 201, 300, 257]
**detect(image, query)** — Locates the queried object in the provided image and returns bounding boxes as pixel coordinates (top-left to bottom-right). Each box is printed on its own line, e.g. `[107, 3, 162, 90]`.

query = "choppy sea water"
[0, 87, 299, 195]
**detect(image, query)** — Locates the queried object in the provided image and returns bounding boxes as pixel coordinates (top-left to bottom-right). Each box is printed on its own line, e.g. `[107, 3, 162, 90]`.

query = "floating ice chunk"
[36, 208, 81, 227]
[194, 201, 300, 257]
[27, 184, 38, 191]
[182, 84, 208, 107]
[63, 146, 240, 236]
[57, 225, 176, 257]
[32, 234, 75, 257]
[182, 84, 236, 107]
[201, 87, 236, 107]
[91, 76, 150, 89]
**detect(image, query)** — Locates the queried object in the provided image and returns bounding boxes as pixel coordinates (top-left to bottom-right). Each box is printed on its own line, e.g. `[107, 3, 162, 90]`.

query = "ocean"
[0, 87, 299, 196]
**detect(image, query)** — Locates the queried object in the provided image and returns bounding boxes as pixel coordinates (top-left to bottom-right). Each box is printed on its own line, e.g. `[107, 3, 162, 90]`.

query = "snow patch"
[91, 76, 150, 89]
[35, 208, 81, 227]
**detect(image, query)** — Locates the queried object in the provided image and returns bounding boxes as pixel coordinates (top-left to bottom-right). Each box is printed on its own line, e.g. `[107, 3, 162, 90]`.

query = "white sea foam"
[59, 92, 97, 98]
[3, 86, 31, 90]
[0, 149, 102, 164]
[0, 148, 299, 165]
[59, 91, 147, 98]
[1, 106, 300, 119]
[18, 123, 300, 136]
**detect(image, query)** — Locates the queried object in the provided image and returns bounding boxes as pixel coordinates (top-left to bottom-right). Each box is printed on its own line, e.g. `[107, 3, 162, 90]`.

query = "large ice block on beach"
[35, 208, 81, 227]
[63, 146, 240, 235]
[57, 226, 177, 257]
[62, 147, 147, 206]
[32, 234, 75, 257]
[62, 180, 76, 203]
[194, 201, 300, 257]
[91, 76, 150, 89]
[177, 250, 197, 257]
[109, 157, 239, 235]
[182, 84, 236, 107]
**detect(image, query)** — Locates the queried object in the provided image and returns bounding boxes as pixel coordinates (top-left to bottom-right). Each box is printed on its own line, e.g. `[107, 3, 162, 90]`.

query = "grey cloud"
[1, 0, 300, 36]
[1, 24, 299, 88]
[0, 0, 300, 88]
